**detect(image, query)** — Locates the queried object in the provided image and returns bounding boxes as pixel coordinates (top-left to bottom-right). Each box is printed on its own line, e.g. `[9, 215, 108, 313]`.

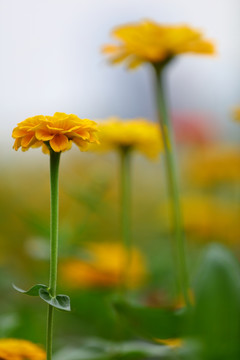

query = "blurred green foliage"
[0, 144, 240, 359]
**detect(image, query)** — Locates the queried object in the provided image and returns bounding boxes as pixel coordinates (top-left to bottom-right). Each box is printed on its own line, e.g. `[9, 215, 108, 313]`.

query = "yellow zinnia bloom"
[103, 20, 215, 69]
[0, 339, 46, 360]
[94, 118, 162, 159]
[12, 112, 99, 153]
[60, 242, 146, 289]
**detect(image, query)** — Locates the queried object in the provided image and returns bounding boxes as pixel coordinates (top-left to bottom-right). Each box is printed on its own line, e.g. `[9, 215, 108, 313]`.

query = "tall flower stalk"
[12, 112, 99, 359]
[47, 149, 60, 359]
[103, 19, 215, 306]
[120, 146, 131, 290]
[153, 64, 190, 306]
[93, 118, 162, 290]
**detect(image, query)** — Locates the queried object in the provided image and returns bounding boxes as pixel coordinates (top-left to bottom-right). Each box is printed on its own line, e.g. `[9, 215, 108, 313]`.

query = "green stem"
[46, 150, 61, 360]
[46, 306, 54, 360]
[153, 65, 190, 308]
[120, 147, 131, 290]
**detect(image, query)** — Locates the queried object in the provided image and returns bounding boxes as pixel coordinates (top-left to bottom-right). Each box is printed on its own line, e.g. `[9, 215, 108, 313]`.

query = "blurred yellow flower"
[182, 195, 240, 242]
[233, 107, 240, 121]
[160, 195, 240, 243]
[185, 144, 240, 185]
[60, 242, 146, 288]
[0, 339, 45, 360]
[103, 20, 215, 69]
[94, 118, 162, 159]
[155, 338, 182, 348]
[12, 112, 99, 153]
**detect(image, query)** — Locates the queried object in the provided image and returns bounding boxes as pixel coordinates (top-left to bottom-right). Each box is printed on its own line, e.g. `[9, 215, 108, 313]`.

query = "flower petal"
[69, 129, 91, 140]
[102, 44, 119, 54]
[64, 139, 72, 151]
[12, 127, 27, 138]
[128, 57, 144, 69]
[32, 140, 43, 148]
[13, 138, 22, 150]
[73, 137, 89, 151]
[50, 134, 69, 152]
[35, 129, 55, 141]
[46, 120, 80, 132]
[21, 134, 36, 148]
[53, 112, 69, 119]
[42, 143, 50, 154]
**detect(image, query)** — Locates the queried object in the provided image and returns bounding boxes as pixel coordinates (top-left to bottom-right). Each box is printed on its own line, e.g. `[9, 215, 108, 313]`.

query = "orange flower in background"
[60, 242, 146, 288]
[0, 339, 45, 360]
[12, 112, 99, 153]
[93, 118, 162, 159]
[103, 20, 215, 69]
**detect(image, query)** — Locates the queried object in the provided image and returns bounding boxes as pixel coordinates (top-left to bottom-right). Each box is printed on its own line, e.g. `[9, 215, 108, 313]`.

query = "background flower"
[0, 339, 46, 360]
[92, 118, 162, 159]
[233, 107, 240, 122]
[60, 242, 146, 289]
[103, 20, 215, 69]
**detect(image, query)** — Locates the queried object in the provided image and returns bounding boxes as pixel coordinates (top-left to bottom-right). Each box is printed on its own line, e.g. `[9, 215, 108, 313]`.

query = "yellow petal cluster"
[94, 118, 162, 159]
[60, 242, 146, 288]
[0, 339, 45, 360]
[103, 20, 215, 69]
[12, 112, 99, 153]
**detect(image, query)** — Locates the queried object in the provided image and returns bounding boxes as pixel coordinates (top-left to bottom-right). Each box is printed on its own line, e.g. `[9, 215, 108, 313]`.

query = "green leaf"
[13, 284, 71, 311]
[53, 340, 172, 360]
[193, 244, 240, 359]
[111, 340, 171, 359]
[39, 288, 71, 311]
[13, 283, 48, 296]
[113, 299, 186, 340]
[53, 347, 106, 360]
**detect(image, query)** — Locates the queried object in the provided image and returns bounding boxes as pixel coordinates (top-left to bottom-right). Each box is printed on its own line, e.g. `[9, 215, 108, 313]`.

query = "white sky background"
[0, 0, 240, 160]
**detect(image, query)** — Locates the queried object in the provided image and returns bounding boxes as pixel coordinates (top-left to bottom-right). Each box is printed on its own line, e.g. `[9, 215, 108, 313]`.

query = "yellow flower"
[103, 20, 215, 69]
[155, 338, 182, 348]
[12, 112, 99, 153]
[181, 195, 240, 243]
[60, 242, 146, 288]
[185, 144, 240, 185]
[160, 194, 240, 244]
[0, 339, 46, 360]
[94, 118, 162, 159]
[233, 107, 240, 121]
